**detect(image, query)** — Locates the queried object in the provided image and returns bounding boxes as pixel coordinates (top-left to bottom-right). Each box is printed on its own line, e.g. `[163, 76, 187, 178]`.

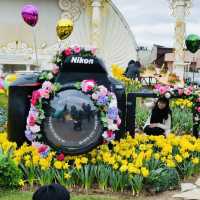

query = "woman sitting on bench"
[143, 97, 172, 136]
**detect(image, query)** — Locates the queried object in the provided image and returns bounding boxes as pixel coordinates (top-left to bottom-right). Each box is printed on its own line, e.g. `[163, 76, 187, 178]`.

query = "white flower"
[194, 116, 199, 122]
[32, 141, 43, 148]
[47, 73, 54, 80]
[108, 123, 118, 131]
[109, 99, 117, 107]
[164, 92, 171, 99]
[177, 83, 184, 88]
[30, 125, 40, 133]
[107, 118, 114, 124]
[84, 45, 91, 51]
[91, 92, 99, 100]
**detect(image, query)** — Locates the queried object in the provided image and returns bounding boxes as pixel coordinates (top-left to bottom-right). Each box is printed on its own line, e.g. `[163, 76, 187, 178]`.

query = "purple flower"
[25, 130, 36, 141]
[107, 107, 118, 120]
[97, 96, 108, 105]
[41, 151, 49, 158]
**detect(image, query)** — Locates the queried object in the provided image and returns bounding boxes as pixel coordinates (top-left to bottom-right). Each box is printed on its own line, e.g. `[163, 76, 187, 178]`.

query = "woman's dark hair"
[150, 97, 171, 124]
[135, 61, 141, 68]
[128, 60, 135, 65]
[32, 184, 70, 200]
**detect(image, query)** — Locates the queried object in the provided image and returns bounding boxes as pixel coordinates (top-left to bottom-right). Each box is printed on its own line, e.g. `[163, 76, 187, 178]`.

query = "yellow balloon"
[5, 74, 17, 84]
[56, 19, 73, 40]
[0, 89, 5, 94]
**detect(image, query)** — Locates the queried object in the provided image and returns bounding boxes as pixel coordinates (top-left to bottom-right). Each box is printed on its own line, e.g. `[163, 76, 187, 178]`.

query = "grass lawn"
[0, 190, 119, 200]
[0, 189, 177, 200]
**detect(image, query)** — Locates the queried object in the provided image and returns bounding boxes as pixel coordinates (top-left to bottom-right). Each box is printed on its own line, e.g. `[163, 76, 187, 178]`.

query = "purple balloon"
[21, 4, 38, 27]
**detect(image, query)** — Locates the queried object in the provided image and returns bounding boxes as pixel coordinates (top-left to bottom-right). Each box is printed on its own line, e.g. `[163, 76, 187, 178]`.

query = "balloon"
[0, 89, 5, 95]
[0, 79, 3, 89]
[3, 80, 9, 90]
[5, 74, 17, 84]
[21, 4, 39, 27]
[185, 34, 200, 53]
[56, 19, 73, 40]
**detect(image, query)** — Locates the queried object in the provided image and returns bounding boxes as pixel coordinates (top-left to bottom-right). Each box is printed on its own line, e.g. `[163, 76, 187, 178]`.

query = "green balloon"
[3, 80, 9, 89]
[185, 34, 200, 53]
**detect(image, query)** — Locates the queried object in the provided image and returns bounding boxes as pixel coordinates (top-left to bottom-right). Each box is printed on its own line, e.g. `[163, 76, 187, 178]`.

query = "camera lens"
[43, 89, 102, 154]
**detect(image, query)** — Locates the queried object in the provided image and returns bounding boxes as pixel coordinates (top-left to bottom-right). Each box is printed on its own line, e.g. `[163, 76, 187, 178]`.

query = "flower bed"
[1, 133, 200, 195]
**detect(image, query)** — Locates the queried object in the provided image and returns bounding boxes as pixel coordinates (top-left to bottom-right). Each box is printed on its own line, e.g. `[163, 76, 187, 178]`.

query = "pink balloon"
[0, 79, 4, 89]
[21, 4, 38, 27]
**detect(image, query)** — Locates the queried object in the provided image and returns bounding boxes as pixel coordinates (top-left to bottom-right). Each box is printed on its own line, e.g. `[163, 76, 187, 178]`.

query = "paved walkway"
[173, 177, 200, 200]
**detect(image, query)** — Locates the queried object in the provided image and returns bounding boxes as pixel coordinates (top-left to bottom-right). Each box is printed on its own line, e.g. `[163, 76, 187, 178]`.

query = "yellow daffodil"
[141, 167, 149, 177]
[192, 157, 199, 164]
[54, 161, 63, 170]
[64, 173, 71, 180]
[175, 154, 183, 163]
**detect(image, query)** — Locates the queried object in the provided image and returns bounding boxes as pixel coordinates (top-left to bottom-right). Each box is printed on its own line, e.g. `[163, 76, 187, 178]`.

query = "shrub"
[145, 167, 180, 193]
[136, 98, 149, 129]
[171, 107, 193, 134]
[0, 107, 7, 132]
[0, 154, 23, 188]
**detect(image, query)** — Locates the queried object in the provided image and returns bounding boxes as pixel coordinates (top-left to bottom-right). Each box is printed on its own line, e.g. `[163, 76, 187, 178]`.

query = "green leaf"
[74, 82, 81, 90]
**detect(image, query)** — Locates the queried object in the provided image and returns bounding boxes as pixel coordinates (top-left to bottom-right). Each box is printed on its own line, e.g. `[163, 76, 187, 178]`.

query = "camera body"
[8, 55, 126, 154]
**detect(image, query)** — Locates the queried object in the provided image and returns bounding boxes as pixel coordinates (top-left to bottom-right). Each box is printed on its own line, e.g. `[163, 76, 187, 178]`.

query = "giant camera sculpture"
[8, 54, 126, 154]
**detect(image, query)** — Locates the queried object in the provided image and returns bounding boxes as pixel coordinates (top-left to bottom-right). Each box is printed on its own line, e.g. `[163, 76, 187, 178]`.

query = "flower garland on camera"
[25, 46, 121, 156]
[154, 84, 200, 133]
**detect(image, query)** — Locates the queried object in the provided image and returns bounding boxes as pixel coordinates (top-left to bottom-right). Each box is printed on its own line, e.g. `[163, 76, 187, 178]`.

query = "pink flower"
[73, 46, 81, 54]
[42, 81, 53, 92]
[154, 84, 161, 90]
[81, 80, 96, 92]
[52, 65, 59, 75]
[116, 115, 121, 126]
[197, 98, 200, 103]
[38, 89, 50, 99]
[102, 130, 115, 141]
[31, 90, 41, 106]
[184, 88, 192, 96]
[38, 145, 48, 154]
[98, 85, 108, 96]
[27, 114, 37, 126]
[91, 47, 96, 55]
[158, 86, 168, 95]
[57, 153, 65, 161]
[64, 48, 72, 56]
[197, 107, 200, 113]
[188, 86, 193, 91]
[178, 88, 184, 96]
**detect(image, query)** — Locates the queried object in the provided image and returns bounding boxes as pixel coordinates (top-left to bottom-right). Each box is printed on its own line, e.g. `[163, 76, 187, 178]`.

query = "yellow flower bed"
[1, 132, 200, 193]
[171, 99, 193, 109]
[1, 132, 200, 175]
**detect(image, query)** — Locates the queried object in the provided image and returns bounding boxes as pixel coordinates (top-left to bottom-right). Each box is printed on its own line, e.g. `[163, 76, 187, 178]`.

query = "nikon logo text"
[71, 56, 94, 64]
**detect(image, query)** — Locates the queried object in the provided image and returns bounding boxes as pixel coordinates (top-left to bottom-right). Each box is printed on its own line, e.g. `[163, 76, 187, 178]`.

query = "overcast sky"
[112, 0, 200, 48]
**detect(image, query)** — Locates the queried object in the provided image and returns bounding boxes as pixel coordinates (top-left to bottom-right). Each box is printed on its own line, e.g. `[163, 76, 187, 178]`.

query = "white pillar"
[174, 1, 186, 79]
[91, 0, 102, 50]
[0, 64, 3, 76]
[26, 64, 31, 71]
[169, 0, 192, 81]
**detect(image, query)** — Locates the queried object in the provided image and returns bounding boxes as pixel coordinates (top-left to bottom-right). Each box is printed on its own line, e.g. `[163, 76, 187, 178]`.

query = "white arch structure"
[0, 0, 138, 73]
